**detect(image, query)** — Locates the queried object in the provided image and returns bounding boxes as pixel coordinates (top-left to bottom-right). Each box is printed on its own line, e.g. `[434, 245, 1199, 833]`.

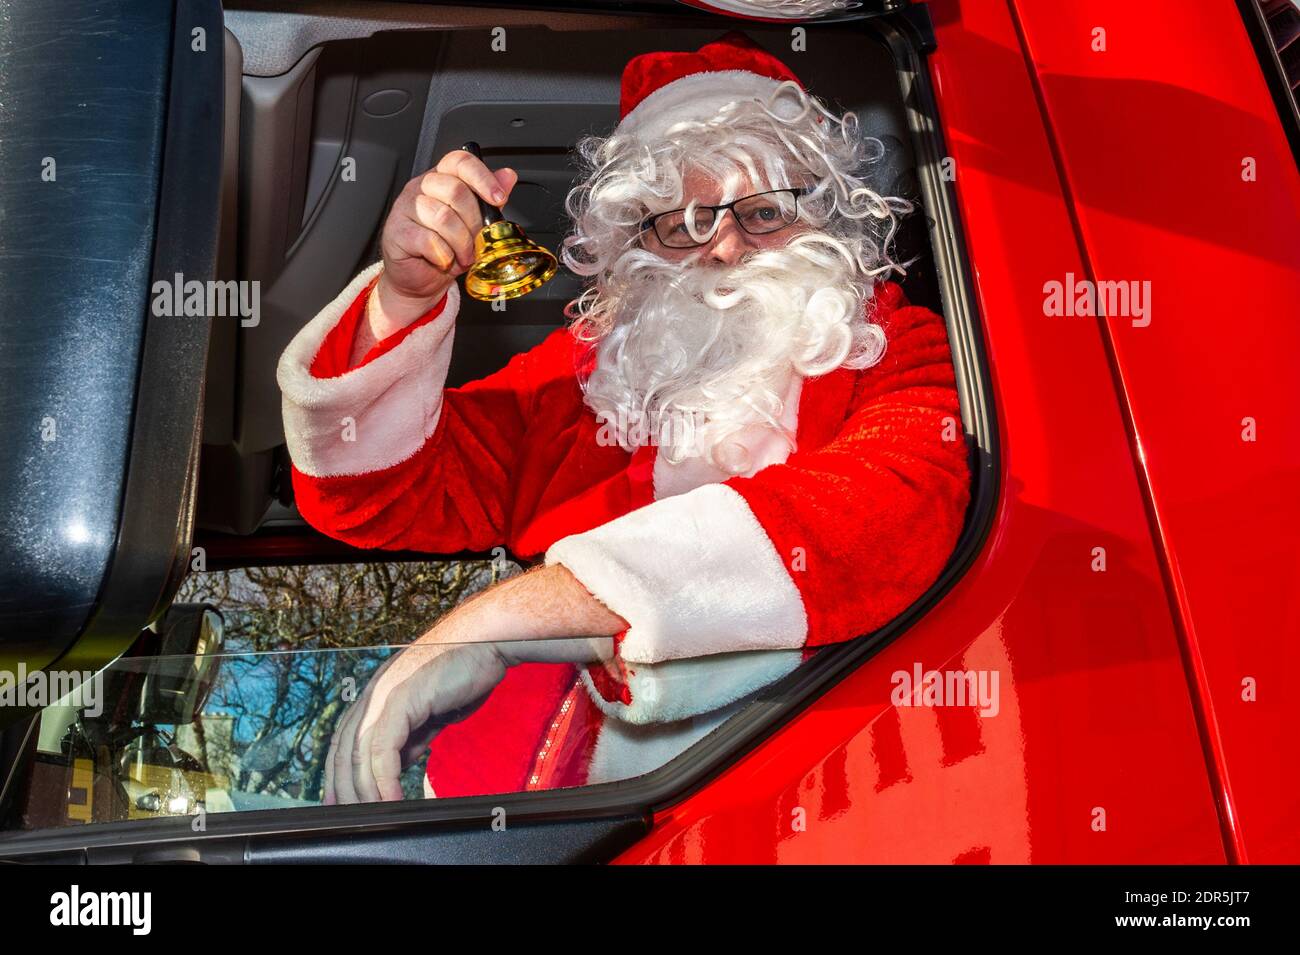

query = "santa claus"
[277, 32, 970, 803]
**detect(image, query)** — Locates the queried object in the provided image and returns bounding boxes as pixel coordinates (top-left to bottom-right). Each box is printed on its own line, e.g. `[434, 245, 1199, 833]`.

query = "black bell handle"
[459, 141, 504, 228]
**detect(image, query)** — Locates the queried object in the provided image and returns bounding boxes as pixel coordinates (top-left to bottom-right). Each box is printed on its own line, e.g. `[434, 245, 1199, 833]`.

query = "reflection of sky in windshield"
[165, 559, 511, 807]
[17, 559, 515, 822]
[187, 643, 395, 806]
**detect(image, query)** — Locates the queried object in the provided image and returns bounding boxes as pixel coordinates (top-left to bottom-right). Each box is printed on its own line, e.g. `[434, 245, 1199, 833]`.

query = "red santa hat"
[617, 32, 805, 144]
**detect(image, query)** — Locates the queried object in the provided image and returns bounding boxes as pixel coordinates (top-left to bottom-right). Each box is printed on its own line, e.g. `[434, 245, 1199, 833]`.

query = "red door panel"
[1013, 0, 1300, 863]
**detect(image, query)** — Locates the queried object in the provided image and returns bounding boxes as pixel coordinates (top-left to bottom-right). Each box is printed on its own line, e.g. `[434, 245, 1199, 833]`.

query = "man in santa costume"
[277, 33, 970, 803]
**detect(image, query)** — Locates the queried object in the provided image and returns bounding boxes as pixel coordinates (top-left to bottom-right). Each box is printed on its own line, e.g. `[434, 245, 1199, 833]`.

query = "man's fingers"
[369, 720, 409, 802]
[350, 718, 380, 804]
[391, 219, 460, 274]
[411, 194, 476, 269]
[322, 719, 340, 805]
[352, 698, 409, 803]
[324, 644, 509, 806]
[418, 171, 487, 242]
[330, 700, 364, 806]
[355, 655, 442, 802]
[435, 149, 510, 207]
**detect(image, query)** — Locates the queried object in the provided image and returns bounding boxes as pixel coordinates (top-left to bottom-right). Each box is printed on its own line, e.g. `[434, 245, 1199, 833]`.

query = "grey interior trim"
[225, 1, 657, 76]
[203, 28, 245, 449]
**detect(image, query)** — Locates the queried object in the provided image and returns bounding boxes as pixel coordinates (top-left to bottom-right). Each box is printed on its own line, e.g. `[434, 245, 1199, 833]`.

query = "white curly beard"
[580, 232, 884, 475]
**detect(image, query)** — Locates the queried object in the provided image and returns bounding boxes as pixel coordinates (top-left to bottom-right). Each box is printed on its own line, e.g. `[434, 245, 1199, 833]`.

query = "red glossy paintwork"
[615, 0, 1299, 864]
[1010, 0, 1300, 863]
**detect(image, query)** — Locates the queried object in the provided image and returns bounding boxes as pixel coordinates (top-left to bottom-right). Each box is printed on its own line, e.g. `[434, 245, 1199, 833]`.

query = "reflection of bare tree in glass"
[176, 560, 514, 803]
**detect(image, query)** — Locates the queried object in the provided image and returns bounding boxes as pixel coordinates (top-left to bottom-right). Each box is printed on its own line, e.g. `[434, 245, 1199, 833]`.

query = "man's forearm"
[495, 637, 613, 666]
[423, 563, 627, 661]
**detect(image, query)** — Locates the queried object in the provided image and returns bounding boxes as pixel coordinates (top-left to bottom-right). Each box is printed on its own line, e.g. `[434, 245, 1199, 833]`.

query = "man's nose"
[705, 212, 754, 266]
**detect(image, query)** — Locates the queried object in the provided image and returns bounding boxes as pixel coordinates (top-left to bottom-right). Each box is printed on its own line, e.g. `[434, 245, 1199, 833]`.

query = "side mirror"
[138, 603, 225, 726]
[0, 1, 223, 711]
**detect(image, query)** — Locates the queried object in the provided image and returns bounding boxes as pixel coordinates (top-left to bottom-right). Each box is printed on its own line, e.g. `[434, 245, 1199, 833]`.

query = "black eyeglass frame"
[639, 187, 810, 249]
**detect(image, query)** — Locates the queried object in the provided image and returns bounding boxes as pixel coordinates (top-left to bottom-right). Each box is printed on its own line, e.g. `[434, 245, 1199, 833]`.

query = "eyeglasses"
[640, 188, 808, 249]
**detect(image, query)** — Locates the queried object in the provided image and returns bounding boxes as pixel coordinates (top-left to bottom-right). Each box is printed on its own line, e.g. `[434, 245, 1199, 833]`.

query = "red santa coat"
[278, 263, 971, 795]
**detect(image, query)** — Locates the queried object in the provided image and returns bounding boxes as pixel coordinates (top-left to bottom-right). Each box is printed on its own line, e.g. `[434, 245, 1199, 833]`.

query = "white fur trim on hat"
[618, 69, 791, 143]
[277, 262, 460, 478]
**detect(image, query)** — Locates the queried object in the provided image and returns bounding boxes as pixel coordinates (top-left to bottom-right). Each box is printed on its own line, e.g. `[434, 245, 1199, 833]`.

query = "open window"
[0, 1, 995, 864]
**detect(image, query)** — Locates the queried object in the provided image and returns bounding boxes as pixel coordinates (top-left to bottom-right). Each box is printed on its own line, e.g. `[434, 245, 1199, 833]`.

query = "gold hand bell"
[459, 141, 558, 302]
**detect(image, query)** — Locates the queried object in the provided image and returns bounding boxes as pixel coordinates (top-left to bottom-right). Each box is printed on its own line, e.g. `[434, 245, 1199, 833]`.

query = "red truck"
[0, 0, 1295, 866]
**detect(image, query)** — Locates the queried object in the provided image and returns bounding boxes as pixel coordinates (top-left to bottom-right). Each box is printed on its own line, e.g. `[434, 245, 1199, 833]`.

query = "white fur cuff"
[277, 263, 460, 478]
[545, 482, 808, 666]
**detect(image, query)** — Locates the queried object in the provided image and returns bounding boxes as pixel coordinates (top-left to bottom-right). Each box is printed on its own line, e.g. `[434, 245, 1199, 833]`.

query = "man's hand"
[321, 564, 628, 805]
[323, 640, 508, 805]
[357, 149, 520, 359]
